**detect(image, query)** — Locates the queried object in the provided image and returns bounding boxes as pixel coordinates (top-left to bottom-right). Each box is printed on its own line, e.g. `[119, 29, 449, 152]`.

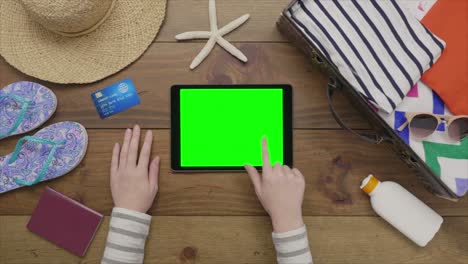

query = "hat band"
[50, 0, 116, 37]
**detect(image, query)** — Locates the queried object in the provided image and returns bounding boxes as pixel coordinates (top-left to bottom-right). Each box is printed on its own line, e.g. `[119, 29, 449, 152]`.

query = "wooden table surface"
[1, 1, 467, 263]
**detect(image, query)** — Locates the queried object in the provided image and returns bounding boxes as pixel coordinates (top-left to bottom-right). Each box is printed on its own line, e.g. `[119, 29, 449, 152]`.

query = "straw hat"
[0, 0, 166, 84]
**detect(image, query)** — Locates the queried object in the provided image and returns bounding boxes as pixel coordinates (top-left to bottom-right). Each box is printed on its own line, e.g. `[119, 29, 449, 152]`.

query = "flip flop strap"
[8, 136, 66, 186]
[0, 94, 31, 138]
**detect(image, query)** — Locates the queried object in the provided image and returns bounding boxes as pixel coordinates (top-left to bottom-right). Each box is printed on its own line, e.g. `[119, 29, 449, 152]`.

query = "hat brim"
[0, 0, 167, 84]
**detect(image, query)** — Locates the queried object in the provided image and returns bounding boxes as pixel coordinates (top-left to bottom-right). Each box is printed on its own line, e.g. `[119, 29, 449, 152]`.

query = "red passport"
[27, 187, 103, 256]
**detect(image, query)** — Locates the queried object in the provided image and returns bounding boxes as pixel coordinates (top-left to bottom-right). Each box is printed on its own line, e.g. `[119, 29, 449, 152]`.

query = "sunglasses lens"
[448, 117, 468, 141]
[409, 114, 438, 138]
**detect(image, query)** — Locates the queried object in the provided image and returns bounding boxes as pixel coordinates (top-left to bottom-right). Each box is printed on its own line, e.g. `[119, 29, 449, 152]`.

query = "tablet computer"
[171, 85, 293, 171]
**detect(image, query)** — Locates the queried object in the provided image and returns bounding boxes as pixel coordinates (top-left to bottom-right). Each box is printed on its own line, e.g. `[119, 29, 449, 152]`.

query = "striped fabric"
[287, 0, 445, 113]
[272, 226, 313, 264]
[102, 207, 313, 264]
[101, 208, 152, 264]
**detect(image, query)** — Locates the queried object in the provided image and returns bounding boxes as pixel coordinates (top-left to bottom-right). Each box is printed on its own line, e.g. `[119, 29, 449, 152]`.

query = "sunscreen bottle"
[361, 175, 443, 247]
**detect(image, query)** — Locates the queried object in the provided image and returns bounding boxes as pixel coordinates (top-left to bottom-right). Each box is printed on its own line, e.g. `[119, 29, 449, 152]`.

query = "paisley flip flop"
[0, 81, 57, 140]
[0, 122, 88, 194]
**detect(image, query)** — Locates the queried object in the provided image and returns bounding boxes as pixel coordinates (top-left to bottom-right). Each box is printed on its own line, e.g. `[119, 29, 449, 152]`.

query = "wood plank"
[1, 129, 466, 216]
[158, 0, 289, 42]
[1, 216, 467, 264]
[0, 43, 370, 129]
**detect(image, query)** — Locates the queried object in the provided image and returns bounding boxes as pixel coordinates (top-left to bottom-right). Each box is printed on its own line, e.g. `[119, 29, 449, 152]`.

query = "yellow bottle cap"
[361, 174, 380, 194]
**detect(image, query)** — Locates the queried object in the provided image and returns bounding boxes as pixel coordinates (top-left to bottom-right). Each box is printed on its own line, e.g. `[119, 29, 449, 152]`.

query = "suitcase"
[277, 0, 458, 200]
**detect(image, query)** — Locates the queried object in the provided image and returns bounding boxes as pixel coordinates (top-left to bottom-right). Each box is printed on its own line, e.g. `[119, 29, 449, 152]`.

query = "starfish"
[175, 0, 250, 70]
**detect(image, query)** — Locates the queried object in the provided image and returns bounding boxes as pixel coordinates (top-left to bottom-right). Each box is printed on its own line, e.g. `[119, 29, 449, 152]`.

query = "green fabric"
[423, 137, 468, 176]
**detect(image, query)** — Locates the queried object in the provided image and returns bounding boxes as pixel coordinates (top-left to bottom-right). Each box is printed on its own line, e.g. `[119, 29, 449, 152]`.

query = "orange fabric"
[421, 0, 468, 115]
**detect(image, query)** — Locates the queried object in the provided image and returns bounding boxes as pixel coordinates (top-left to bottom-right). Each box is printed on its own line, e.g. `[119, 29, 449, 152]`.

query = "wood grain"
[1, 216, 467, 264]
[158, 0, 290, 42]
[2, 0, 467, 262]
[0, 43, 370, 130]
[1, 129, 466, 216]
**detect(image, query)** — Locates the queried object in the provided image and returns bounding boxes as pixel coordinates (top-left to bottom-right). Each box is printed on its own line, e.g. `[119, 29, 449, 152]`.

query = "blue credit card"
[91, 78, 141, 119]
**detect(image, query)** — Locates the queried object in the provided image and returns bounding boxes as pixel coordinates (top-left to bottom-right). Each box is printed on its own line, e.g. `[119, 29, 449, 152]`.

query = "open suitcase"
[277, 0, 460, 200]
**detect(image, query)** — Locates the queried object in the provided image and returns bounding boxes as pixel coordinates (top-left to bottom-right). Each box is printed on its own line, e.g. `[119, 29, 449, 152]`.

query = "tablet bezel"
[171, 84, 293, 171]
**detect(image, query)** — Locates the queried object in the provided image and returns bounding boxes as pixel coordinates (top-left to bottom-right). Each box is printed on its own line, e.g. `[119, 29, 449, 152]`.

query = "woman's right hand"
[245, 137, 306, 233]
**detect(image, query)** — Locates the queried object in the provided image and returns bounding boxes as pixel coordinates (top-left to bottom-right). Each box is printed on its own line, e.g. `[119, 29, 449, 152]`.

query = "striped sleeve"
[272, 226, 313, 264]
[101, 207, 152, 264]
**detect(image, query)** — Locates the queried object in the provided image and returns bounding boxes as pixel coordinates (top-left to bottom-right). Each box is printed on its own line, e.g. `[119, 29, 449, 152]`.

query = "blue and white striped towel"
[287, 0, 445, 113]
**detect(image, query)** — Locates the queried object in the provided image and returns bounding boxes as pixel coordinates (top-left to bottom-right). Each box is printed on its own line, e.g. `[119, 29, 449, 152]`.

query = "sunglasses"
[397, 112, 468, 141]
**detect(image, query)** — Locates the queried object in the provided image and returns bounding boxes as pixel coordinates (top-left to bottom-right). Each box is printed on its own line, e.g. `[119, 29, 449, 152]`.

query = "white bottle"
[361, 175, 443, 247]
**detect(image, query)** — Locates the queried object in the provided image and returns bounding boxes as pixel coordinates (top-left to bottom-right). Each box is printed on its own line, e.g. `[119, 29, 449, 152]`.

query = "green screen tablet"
[171, 85, 293, 171]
